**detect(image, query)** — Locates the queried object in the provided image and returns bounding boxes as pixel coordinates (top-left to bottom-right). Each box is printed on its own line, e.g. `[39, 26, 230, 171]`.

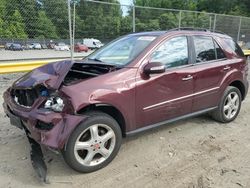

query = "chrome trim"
[223, 66, 231, 71]
[182, 75, 193, 81]
[192, 58, 228, 66]
[143, 87, 220, 110]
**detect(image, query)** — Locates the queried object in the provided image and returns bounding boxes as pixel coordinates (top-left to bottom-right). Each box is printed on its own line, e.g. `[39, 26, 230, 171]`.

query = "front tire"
[211, 86, 242, 123]
[62, 111, 122, 173]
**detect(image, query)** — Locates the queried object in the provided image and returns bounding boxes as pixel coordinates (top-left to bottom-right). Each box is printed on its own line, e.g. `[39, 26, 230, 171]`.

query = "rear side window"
[224, 38, 244, 57]
[193, 36, 216, 62]
[193, 36, 226, 63]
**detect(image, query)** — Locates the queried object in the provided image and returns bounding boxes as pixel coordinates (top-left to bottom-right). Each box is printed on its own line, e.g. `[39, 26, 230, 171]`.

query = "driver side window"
[151, 36, 188, 68]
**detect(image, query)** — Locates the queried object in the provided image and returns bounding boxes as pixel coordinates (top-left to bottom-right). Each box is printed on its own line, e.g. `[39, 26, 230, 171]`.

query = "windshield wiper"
[88, 57, 103, 62]
[86, 58, 120, 67]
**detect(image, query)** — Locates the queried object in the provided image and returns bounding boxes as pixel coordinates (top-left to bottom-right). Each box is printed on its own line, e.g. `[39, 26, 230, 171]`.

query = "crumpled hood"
[13, 60, 73, 89]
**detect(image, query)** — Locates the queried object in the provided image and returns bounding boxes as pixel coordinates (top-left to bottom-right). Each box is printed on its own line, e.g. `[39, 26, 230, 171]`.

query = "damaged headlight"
[44, 96, 64, 112]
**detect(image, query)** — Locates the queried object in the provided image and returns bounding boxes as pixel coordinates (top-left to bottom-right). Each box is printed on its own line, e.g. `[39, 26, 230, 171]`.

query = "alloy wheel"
[223, 91, 240, 120]
[73, 124, 116, 166]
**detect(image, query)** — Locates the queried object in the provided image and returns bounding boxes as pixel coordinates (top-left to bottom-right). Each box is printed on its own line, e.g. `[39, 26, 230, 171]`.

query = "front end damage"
[2, 60, 118, 182]
[3, 89, 87, 181]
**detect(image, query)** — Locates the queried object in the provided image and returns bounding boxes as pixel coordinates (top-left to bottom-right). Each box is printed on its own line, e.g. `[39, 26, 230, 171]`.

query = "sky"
[119, 0, 133, 6]
[119, 0, 133, 16]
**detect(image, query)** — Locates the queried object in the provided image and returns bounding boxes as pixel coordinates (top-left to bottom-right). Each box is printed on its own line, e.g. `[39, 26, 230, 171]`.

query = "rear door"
[191, 35, 229, 112]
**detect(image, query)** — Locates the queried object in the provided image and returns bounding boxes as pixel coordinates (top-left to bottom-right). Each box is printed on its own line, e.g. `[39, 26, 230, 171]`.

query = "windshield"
[87, 35, 156, 66]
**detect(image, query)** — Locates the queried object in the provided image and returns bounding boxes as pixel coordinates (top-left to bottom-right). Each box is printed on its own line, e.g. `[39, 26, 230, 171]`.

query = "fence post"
[132, 5, 135, 32]
[209, 15, 212, 30]
[237, 17, 242, 42]
[73, 2, 76, 50]
[67, 0, 73, 61]
[213, 14, 217, 32]
[178, 10, 182, 28]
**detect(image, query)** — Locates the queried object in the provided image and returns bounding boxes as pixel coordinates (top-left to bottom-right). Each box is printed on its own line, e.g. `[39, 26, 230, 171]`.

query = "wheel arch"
[229, 80, 246, 100]
[77, 103, 126, 137]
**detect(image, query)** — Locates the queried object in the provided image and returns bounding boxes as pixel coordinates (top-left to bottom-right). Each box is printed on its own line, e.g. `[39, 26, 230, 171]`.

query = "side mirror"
[143, 62, 165, 75]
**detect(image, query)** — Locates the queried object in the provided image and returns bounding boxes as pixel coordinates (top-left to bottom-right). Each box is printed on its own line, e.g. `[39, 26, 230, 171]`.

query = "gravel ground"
[0, 49, 93, 61]
[0, 70, 250, 188]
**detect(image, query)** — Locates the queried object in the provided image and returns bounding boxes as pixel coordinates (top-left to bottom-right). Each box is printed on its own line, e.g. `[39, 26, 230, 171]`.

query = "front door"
[135, 36, 195, 129]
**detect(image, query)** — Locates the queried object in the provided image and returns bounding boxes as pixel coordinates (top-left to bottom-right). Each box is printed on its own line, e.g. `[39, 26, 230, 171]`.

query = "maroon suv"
[3, 29, 249, 181]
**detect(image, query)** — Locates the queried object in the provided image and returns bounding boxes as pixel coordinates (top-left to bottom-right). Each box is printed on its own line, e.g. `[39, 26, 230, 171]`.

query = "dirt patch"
[0, 73, 250, 188]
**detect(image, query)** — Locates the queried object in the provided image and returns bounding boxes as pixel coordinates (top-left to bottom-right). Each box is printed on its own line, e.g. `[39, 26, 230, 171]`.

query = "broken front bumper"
[3, 89, 87, 182]
[3, 89, 87, 149]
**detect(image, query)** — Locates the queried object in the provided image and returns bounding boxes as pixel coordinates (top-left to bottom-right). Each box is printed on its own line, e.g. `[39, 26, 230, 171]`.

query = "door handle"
[223, 66, 231, 71]
[182, 75, 193, 81]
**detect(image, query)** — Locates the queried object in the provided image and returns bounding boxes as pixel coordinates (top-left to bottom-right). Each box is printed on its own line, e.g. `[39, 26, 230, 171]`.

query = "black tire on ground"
[62, 111, 122, 173]
[211, 86, 242, 123]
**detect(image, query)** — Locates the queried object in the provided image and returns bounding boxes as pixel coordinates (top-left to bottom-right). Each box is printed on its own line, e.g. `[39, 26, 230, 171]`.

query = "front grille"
[11, 88, 38, 107]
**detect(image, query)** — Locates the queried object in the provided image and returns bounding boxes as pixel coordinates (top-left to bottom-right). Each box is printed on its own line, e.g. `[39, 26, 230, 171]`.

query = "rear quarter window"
[224, 38, 245, 57]
[214, 41, 226, 59]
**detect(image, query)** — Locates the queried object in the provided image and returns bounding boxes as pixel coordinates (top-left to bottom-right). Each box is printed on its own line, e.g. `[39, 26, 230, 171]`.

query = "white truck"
[82, 38, 104, 49]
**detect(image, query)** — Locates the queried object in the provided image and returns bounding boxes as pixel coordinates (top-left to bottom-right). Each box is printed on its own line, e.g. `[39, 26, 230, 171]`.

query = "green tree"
[42, 0, 69, 38]
[4, 0, 16, 21]
[0, 0, 6, 19]
[134, 0, 196, 10]
[3, 0, 37, 38]
[159, 12, 179, 29]
[16, 0, 39, 38]
[74, 14, 86, 39]
[6, 10, 27, 39]
[0, 18, 13, 39]
[120, 16, 133, 35]
[0, 18, 5, 38]
[76, 0, 122, 40]
[35, 11, 58, 39]
[197, 0, 237, 14]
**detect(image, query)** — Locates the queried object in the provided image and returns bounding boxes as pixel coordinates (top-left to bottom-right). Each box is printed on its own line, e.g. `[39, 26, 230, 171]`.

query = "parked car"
[4, 43, 13, 50]
[54, 42, 70, 51]
[47, 42, 55, 49]
[27, 43, 42, 50]
[83, 38, 104, 49]
[9, 43, 23, 51]
[74, 43, 89, 52]
[3, 29, 249, 181]
[41, 44, 48, 49]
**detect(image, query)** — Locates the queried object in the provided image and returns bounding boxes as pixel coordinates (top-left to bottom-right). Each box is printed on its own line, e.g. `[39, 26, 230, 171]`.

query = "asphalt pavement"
[0, 49, 93, 62]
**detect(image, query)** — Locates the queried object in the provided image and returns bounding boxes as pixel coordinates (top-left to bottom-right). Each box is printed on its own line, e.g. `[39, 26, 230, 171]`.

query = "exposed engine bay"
[63, 63, 120, 85]
[10, 62, 121, 108]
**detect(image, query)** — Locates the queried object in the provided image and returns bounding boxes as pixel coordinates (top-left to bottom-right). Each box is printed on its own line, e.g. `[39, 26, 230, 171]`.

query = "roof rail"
[168, 27, 227, 35]
[168, 27, 209, 32]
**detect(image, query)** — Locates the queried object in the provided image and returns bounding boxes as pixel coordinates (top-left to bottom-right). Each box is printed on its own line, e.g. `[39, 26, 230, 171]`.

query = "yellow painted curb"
[0, 59, 65, 74]
[243, 49, 250, 56]
[0, 58, 84, 74]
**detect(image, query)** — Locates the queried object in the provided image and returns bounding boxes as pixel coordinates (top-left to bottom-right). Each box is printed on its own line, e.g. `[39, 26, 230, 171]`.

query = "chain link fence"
[0, 0, 250, 60]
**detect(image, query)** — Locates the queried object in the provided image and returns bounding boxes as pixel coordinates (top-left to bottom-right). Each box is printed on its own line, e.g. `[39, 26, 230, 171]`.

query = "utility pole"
[67, 0, 73, 61]
[73, 1, 77, 51]
[132, 6, 135, 32]
[68, 0, 79, 61]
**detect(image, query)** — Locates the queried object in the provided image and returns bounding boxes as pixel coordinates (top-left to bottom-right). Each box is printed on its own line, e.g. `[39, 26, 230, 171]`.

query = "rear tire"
[62, 111, 122, 173]
[211, 86, 242, 123]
